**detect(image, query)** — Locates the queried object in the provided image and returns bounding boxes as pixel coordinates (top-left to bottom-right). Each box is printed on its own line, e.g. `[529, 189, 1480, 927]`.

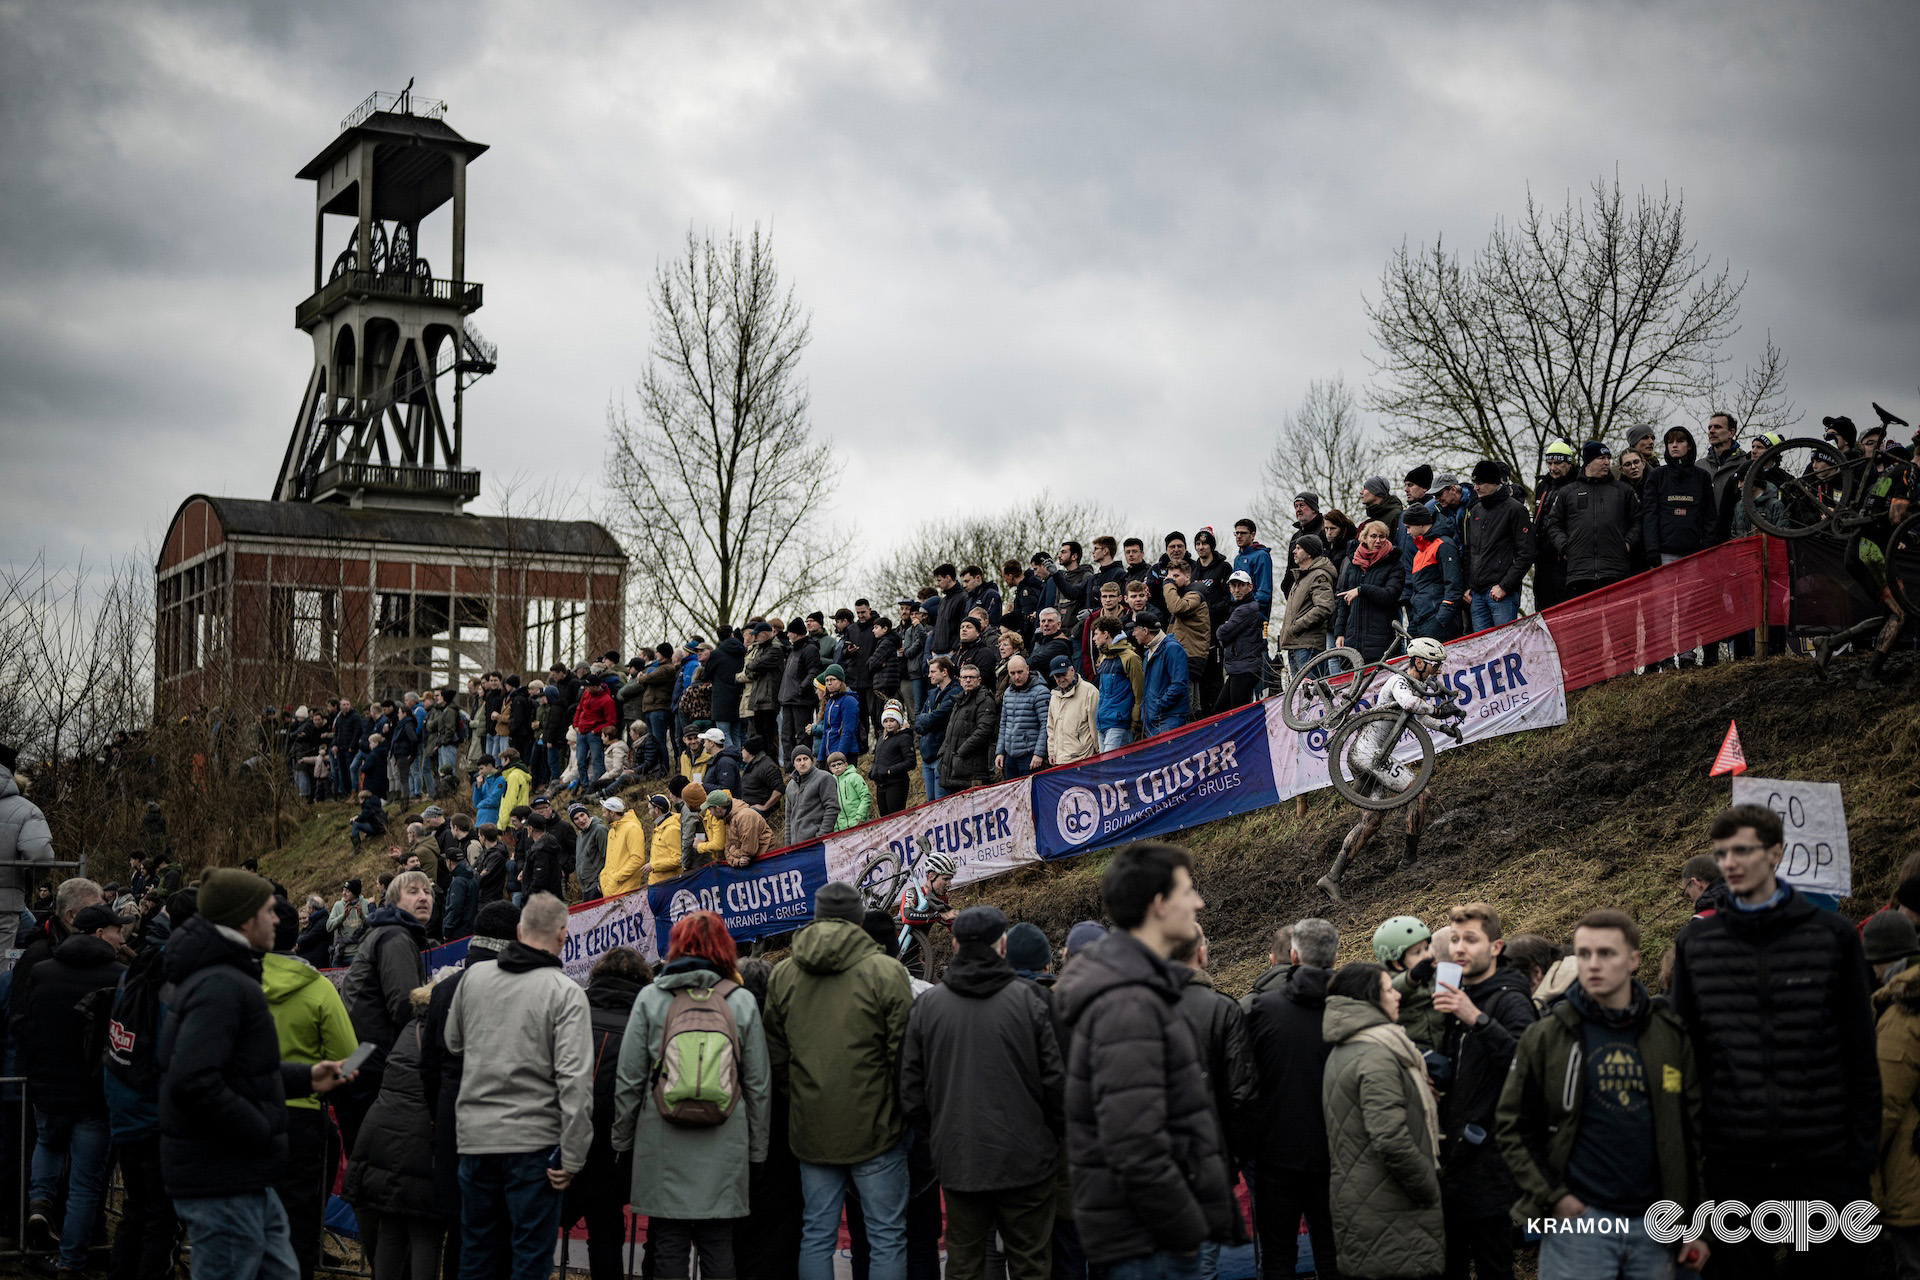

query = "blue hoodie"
[470, 771, 507, 825]
[1233, 542, 1274, 619]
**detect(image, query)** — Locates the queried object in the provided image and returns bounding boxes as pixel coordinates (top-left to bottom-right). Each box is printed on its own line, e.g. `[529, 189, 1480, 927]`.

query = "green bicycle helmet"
[1372, 915, 1432, 966]
[1544, 439, 1578, 464]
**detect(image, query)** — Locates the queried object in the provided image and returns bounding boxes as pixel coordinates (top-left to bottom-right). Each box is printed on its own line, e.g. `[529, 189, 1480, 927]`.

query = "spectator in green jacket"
[762, 882, 913, 1280]
[1497, 909, 1709, 1278]
[826, 752, 871, 831]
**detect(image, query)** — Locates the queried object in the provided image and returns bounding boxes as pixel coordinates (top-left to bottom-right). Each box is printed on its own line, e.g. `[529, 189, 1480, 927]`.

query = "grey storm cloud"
[2, 0, 1917, 576]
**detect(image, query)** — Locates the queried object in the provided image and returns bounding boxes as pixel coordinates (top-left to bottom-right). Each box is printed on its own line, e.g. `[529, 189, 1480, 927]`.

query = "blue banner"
[1031, 702, 1279, 859]
[646, 841, 829, 951]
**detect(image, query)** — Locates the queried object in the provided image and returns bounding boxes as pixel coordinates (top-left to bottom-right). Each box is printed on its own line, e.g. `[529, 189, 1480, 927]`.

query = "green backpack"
[652, 979, 742, 1127]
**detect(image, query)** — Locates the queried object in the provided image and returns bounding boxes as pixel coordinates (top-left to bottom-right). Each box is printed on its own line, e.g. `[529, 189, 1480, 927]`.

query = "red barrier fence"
[1540, 535, 1789, 694]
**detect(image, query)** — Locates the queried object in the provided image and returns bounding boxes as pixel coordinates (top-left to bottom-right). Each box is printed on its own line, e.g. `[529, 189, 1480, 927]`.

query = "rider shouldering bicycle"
[1317, 636, 1466, 903]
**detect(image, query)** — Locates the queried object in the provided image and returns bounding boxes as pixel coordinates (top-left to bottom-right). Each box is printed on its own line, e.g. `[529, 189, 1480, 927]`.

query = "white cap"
[700, 727, 725, 744]
[600, 796, 627, 813]
[1228, 569, 1253, 585]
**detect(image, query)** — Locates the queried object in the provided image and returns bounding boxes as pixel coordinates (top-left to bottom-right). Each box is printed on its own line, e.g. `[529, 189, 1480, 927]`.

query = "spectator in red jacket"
[571, 683, 617, 795]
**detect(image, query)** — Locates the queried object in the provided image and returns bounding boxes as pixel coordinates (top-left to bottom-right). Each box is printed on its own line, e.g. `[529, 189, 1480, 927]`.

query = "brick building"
[155, 91, 626, 714]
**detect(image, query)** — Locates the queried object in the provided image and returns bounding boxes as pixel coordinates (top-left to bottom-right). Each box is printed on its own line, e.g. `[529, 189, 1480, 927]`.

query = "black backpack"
[103, 946, 172, 1095]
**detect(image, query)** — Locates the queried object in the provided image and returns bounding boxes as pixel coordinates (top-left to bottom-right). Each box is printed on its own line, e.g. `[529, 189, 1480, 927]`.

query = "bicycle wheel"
[856, 853, 902, 913]
[1327, 710, 1435, 811]
[1745, 438, 1847, 538]
[1279, 648, 1368, 732]
[1890, 512, 1920, 619]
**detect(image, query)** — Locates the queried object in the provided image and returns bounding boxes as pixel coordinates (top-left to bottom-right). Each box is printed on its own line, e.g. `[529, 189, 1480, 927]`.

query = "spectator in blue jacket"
[995, 656, 1051, 779]
[1400, 504, 1465, 642]
[1232, 518, 1275, 621]
[1131, 612, 1191, 738]
[470, 758, 507, 828]
[913, 657, 959, 801]
[1090, 617, 1141, 753]
[812, 665, 863, 761]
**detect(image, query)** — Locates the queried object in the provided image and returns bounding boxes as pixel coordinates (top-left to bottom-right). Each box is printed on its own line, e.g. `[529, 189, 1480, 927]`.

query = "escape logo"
[1643, 1200, 1879, 1250]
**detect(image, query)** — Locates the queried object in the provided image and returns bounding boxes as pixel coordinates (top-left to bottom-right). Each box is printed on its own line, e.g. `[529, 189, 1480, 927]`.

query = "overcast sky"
[4, 0, 1917, 586]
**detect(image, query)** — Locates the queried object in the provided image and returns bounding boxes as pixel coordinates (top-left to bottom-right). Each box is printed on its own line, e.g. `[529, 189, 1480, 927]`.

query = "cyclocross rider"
[898, 849, 957, 979]
[1849, 439, 1913, 686]
[1317, 636, 1465, 902]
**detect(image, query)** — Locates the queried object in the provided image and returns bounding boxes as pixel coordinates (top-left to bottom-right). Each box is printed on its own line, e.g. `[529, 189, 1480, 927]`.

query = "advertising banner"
[1268, 613, 1568, 797]
[1031, 702, 1278, 860]
[646, 842, 828, 952]
[823, 777, 1038, 895]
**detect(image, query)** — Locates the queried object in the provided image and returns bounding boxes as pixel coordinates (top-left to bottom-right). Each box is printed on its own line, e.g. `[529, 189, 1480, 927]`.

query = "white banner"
[1731, 776, 1852, 898]
[1267, 613, 1568, 798]
[558, 887, 659, 976]
[823, 777, 1039, 894]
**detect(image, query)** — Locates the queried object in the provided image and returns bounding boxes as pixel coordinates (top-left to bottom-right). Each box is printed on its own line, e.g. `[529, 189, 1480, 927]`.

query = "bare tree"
[867, 491, 1122, 607]
[605, 225, 843, 637]
[1367, 174, 1745, 484]
[1711, 331, 1802, 437]
[1251, 376, 1377, 531]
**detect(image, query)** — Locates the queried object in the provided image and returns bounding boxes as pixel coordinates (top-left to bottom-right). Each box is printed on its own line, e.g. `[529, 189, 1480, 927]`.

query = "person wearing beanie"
[1357, 475, 1405, 540]
[1865, 910, 1920, 987]
[784, 745, 841, 842]
[1404, 464, 1435, 502]
[1063, 920, 1107, 962]
[418, 901, 520, 1280]
[811, 664, 863, 764]
[1400, 503, 1465, 643]
[1005, 922, 1055, 984]
[1461, 460, 1534, 633]
[159, 870, 356, 1280]
[899, 903, 1064, 1280]
[1276, 529, 1337, 681]
[1643, 424, 1720, 579]
[1546, 438, 1641, 599]
[262, 894, 359, 1280]
[870, 702, 919, 816]
[764, 884, 915, 1280]
[679, 780, 718, 874]
[1281, 493, 1328, 598]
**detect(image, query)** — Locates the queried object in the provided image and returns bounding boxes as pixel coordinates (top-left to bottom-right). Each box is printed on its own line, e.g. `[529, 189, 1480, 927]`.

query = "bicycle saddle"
[1874, 402, 1909, 429]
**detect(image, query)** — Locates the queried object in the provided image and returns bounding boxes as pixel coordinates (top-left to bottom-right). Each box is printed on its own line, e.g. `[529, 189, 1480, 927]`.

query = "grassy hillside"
[963, 655, 1920, 994]
[257, 655, 1920, 995]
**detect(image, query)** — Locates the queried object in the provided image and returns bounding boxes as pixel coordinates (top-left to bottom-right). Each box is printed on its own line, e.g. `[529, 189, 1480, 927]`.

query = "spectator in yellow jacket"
[600, 798, 650, 897]
[644, 795, 683, 886]
[496, 747, 533, 821]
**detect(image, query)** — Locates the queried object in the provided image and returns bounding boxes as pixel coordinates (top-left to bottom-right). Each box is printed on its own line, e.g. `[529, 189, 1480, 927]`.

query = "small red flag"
[1710, 721, 1747, 777]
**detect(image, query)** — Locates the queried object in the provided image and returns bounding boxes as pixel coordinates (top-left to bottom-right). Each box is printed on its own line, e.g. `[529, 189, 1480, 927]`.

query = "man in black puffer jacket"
[899, 905, 1064, 1280]
[1547, 442, 1642, 598]
[1054, 842, 1234, 1274]
[159, 870, 354, 1280]
[1460, 463, 1535, 633]
[1671, 805, 1879, 1275]
[1433, 902, 1538, 1280]
[1243, 919, 1340, 1280]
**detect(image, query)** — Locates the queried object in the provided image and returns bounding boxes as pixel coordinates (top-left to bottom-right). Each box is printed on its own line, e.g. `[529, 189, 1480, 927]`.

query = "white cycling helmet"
[922, 852, 957, 880]
[1408, 637, 1447, 664]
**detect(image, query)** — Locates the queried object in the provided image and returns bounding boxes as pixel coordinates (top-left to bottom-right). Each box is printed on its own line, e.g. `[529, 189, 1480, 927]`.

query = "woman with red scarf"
[1332, 519, 1407, 664]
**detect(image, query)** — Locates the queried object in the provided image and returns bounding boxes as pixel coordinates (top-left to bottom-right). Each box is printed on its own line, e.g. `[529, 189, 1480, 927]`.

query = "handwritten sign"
[1731, 777, 1851, 898]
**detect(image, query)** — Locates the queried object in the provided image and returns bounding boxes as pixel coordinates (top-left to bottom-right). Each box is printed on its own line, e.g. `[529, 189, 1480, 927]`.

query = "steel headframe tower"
[274, 85, 500, 512]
